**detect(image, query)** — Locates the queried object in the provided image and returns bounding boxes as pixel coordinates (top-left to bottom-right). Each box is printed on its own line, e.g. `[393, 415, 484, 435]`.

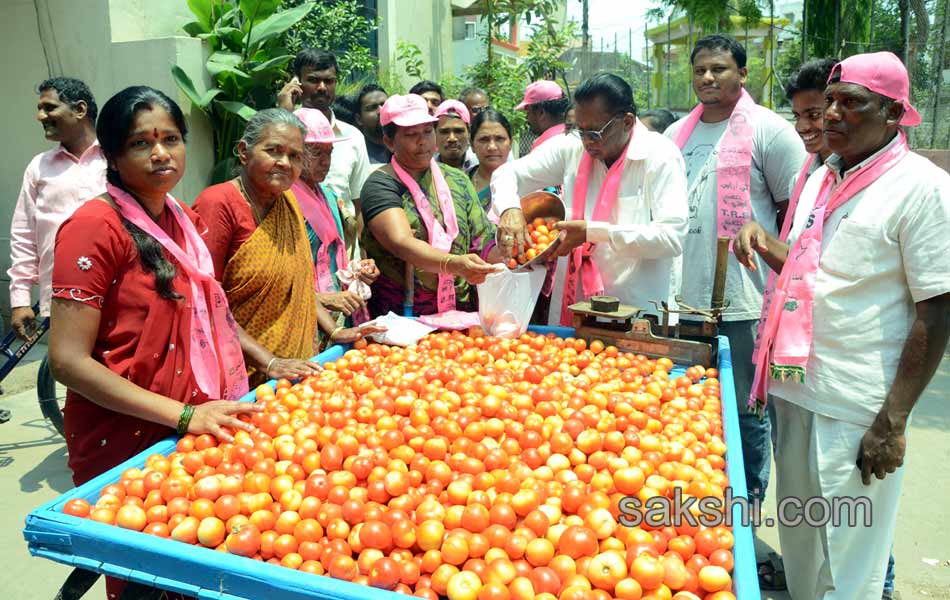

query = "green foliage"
[466, 54, 530, 135]
[525, 20, 577, 80]
[173, 0, 315, 179]
[396, 41, 426, 81]
[281, 0, 376, 79]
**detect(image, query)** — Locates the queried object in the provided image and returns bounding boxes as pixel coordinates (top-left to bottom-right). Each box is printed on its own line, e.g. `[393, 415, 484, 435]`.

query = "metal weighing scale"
[566, 238, 734, 368]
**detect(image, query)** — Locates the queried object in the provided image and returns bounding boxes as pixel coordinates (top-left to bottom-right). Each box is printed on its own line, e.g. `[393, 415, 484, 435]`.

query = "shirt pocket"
[614, 193, 649, 224]
[820, 220, 885, 280]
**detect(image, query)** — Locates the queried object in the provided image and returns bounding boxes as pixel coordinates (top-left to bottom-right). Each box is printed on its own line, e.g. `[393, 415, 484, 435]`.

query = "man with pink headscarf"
[735, 52, 950, 600]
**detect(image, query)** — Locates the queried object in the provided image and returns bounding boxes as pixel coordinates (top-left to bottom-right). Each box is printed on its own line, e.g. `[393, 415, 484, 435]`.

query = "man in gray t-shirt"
[665, 34, 806, 506]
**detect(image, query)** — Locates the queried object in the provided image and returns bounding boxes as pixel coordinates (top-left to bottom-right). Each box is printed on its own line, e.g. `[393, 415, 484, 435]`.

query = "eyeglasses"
[470, 105, 488, 116]
[571, 115, 620, 142]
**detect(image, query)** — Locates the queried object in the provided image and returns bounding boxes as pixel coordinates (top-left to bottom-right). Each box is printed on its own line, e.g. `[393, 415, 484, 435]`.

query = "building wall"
[378, 0, 454, 89]
[0, 0, 214, 321]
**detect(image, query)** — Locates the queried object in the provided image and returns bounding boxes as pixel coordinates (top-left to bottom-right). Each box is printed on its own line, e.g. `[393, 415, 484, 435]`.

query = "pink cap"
[515, 80, 565, 110]
[294, 108, 347, 144]
[434, 99, 471, 125]
[829, 52, 921, 126]
[379, 94, 439, 128]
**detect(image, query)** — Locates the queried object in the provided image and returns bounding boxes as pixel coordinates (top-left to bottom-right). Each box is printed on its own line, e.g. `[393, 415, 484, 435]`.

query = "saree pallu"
[223, 190, 318, 386]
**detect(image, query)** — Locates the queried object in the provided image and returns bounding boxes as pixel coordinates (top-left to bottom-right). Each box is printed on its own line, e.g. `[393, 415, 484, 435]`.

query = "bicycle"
[0, 301, 62, 436]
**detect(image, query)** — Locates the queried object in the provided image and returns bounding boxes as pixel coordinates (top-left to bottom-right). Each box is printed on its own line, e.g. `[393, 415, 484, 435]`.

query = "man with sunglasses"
[490, 73, 688, 326]
[664, 35, 806, 511]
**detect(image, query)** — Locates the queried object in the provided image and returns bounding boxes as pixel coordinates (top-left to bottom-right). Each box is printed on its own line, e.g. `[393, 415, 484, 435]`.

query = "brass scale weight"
[567, 237, 734, 368]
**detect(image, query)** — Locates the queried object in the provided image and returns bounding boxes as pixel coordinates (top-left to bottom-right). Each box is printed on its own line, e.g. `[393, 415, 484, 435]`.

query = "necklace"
[236, 175, 266, 225]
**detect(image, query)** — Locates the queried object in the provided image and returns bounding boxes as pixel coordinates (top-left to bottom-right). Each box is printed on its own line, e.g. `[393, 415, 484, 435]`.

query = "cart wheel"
[37, 355, 63, 437]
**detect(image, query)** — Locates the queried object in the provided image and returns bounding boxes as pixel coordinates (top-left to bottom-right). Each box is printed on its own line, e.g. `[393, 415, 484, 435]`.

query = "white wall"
[378, 0, 454, 89]
[0, 0, 214, 320]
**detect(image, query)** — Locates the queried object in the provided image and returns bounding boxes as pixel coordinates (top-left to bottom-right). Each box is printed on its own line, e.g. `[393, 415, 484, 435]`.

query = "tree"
[281, 0, 376, 80]
[525, 20, 577, 82]
[172, 0, 315, 182]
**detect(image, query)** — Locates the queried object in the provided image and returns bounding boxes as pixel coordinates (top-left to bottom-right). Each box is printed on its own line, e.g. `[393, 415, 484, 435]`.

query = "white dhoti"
[772, 396, 904, 600]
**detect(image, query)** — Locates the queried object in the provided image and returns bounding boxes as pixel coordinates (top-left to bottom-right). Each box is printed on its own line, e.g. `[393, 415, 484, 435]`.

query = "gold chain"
[236, 175, 265, 225]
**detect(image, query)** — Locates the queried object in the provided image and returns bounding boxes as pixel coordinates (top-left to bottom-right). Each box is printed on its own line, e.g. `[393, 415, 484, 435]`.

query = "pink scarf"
[292, 181, 371, 325]
[559, 129, 635, 326]
[108, 183, 249, 401]
[751, 154, 817, 367]
[672, 88, 756, 242]
[291, 181, 347, 294]
[750, 133, 909, 411]
[390, 157, 459, 313]
[531, 123, 566, 153]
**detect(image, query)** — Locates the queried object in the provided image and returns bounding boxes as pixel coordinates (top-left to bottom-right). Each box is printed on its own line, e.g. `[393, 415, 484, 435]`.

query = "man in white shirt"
[278, 49, 371, 260]
[490, 73, 688, 326]
[735, 52, 950, 600]
[8, 77, 105, 339]
[664, 34, 807, 506]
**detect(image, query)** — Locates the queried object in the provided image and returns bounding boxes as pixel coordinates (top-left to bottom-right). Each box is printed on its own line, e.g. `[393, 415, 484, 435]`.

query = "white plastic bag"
[365, 312, 436, 347]
[477, 269, 547, 338]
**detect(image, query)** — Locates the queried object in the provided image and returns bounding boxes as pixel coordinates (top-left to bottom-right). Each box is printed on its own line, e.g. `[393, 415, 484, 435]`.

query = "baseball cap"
[829, 51, 921, 126]
[379, 94, 439, 127]
[294, 108, 348, 144]
[515, 80, 565, 110]
[434, 99, 471, 125]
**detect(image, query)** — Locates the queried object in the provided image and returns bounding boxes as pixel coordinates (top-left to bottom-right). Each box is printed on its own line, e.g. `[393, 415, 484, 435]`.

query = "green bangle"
[177, 404, 196, 436]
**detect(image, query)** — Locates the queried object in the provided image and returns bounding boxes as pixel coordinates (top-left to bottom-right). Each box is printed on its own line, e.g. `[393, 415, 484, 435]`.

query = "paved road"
[2, 351, 948, 599]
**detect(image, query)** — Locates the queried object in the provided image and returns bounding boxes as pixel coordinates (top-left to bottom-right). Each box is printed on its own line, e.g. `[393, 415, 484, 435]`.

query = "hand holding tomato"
[857, 409, 907, 485]
[189, 400, 263, 443]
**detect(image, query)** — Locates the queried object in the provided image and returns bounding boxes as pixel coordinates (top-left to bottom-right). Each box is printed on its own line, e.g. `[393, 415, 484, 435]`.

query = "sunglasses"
[571, 115, 621, 142]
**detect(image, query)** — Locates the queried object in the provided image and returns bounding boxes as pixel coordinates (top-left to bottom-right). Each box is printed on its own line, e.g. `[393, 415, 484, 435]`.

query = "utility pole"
[868, 0, 876, 52]
[581, 0, 590, 49]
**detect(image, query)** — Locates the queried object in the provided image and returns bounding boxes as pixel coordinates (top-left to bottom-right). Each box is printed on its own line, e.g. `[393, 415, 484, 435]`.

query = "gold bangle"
[329, 325, 346, 341]
[265, 357, 278, 377]
[441, 254, 453, 275]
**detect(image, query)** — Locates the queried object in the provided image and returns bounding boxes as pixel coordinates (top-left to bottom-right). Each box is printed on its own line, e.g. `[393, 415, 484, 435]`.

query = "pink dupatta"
[672, 89, 756, 242]
[749, 133, 909, 411]
[531, 123, 566, 153]
[390, 157, 460, 313]
[108, 183, 248, 401]
[751, 154, 817, 367]
[559, 130, 634, 326]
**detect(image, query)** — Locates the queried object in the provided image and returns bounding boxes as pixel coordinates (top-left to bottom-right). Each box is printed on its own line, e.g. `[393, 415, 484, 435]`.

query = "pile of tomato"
[62, 330, 737, 600]
[507, 217, 561, 269]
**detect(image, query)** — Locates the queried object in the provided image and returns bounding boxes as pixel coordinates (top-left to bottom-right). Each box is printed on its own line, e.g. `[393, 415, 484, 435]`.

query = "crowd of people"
[8, 31, 949, 600]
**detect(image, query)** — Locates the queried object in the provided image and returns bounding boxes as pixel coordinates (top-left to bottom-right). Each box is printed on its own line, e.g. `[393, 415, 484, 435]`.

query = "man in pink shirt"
[8, 77, 106, 338]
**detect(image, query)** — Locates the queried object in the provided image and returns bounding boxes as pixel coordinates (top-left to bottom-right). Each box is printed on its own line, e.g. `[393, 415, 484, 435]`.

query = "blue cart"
[23, 331, 760, 599]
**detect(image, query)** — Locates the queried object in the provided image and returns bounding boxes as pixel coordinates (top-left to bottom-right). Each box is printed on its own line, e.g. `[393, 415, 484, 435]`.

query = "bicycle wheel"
[37, 354, 63, 437]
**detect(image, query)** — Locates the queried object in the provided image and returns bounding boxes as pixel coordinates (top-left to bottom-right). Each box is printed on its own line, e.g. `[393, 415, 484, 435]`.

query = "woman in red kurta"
[49, 87, 267, 598]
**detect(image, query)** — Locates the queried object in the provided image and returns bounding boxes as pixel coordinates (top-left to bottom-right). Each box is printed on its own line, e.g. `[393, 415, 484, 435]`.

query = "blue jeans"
[884, 552, 895, 593]
[720, 320, 772, 503]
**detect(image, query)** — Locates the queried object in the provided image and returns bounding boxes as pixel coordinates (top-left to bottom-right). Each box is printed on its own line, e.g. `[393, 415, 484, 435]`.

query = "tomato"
[630, 554, 665, 590]
[369, 556, 401, 590]
[62, 498, 91, 518]
[115, 505, 147, 531]
[225, 523, 261, 557]
[446, 570, 482, 600]
[697, 565, 731, 592]
[197, 517, 226, 548]
[559, 525, 599, 559]
[587, 550, 628, 591]
[171, 516, 200, 544]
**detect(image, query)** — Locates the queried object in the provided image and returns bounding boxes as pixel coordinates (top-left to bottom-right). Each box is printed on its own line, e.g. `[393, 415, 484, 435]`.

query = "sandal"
[758, 551, 788, 591]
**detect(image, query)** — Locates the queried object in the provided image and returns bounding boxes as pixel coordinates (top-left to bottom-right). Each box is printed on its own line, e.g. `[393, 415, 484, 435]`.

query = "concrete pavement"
[2, 351, 948, 599]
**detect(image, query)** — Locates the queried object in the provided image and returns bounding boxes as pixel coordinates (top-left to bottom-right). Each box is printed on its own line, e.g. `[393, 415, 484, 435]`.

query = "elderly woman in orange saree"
[194, 109, 378, 386]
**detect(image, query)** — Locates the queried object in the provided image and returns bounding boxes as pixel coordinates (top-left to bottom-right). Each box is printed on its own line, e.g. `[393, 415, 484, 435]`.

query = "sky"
[565, 0, 657, 62]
